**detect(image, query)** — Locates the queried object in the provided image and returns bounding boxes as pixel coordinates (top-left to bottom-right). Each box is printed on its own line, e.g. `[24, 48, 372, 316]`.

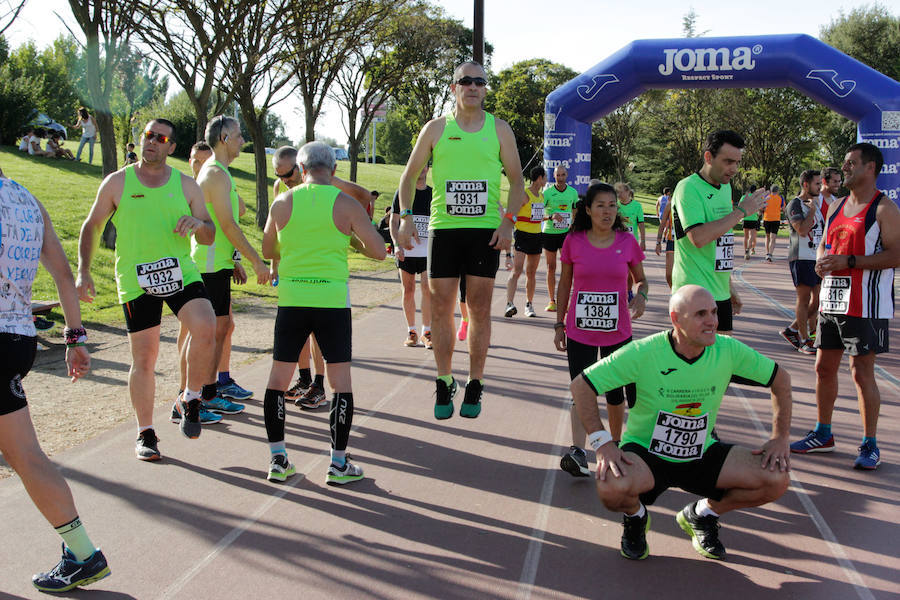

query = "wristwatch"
[847, 255, 856, 269]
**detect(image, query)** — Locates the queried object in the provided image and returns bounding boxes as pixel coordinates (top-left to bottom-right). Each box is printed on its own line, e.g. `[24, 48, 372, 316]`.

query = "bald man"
[570, 285, 792, 561]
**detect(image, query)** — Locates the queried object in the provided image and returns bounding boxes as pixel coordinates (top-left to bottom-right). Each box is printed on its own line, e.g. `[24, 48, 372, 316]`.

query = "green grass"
[0, 147, 401, 327]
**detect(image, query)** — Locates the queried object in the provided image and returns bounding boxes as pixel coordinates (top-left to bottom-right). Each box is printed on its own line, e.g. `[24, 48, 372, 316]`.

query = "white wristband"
[588, 430, 613, 451]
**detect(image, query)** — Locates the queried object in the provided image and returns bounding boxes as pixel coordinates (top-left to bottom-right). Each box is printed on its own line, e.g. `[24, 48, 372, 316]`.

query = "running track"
[1, 242, 897, 599]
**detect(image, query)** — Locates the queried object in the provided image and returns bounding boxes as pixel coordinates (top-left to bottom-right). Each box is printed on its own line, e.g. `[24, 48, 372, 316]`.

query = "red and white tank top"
[821, 192, 894, 319]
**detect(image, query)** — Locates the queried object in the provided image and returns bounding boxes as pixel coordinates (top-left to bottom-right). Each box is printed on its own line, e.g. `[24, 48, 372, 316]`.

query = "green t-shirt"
[191, 160, 239, 273]
[543, 184, 577, 234]
[582, 331, 776, 462]
[739, 194, 759, 223]
[617, 200, 644, 242]
[671, 173, 735, 301]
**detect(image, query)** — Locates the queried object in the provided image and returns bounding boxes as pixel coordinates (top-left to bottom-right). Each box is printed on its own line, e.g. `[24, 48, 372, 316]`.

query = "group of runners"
[1, 59, 897, 592]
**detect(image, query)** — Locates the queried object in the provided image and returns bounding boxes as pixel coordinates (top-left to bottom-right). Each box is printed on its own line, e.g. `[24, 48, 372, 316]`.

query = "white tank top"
[0, 178, 44, 336]
[81, 116, 96, 137]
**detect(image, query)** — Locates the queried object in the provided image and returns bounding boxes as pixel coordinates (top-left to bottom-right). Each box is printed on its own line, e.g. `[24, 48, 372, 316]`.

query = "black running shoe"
[177, 398, 202, 439]
[135, 428, 161, 461]
[676, 501, 726, 559]
[32, 544, 110, 592]
[434, 378, 457, 420]
[285, 377, 311, 401]
[621, 512, 650, 560]
[459, 379, 483, 418]
[33, 315, 55, 331]
[560, 445, 590, 477]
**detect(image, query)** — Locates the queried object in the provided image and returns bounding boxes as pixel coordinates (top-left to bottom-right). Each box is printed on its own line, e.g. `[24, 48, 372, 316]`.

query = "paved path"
[1, 248, 897, 599]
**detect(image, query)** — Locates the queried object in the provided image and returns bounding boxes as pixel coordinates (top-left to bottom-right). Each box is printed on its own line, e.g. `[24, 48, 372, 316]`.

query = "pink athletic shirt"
[560, 230, 645, 347]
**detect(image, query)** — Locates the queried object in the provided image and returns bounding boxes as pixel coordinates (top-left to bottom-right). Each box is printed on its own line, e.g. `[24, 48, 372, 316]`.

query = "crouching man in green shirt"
[570, 284, 792, 561]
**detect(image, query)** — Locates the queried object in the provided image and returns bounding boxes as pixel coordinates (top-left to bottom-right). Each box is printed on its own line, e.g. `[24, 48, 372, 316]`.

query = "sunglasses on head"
[455, 76, 487, 87]
[276, 164, 297, 180]
[144, 130, 171, 144]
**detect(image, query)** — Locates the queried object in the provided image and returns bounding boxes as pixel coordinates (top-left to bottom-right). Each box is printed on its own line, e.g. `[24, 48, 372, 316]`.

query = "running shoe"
[33, 315, 55, 331]
[790, 430, 835, 453]
[217, 378, 253, 400]
[524, 302, 536, 318]
[798, 339, 816, 355]
[135, 428, 161, 462]
[423, 330, 433, 350]
[560, 445, 590, 477]
[765, 254, 773, 263]
[176, 397, 202, 439]
[545, 301, 557, 312]
[285, 377, 311, 401]
[296, 384, 328, 409]
[404, 330, 419, 347]
[751, 248, 756, 255]
[326, 457, 364, 485]
[170, 403, 222, 425]
[504, 302, 517, 318]
[202, 395, 245, 415]
[434, 377, 457, 420]
[853, 440, 881, 470]
[460, 379, 484, 418]
[779, 327, 802, 350]
[32, 544, 110, 593]
[267, 454, 296, 482]
[744, 249, 750, 260]
[676, 501, 726, 560]
[457, 320, 468, 341]
[620, 512, 650, 560]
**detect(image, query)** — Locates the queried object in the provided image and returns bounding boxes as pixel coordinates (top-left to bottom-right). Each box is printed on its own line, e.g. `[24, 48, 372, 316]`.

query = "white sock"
[696, 498, 719, 518]
[183, 388, 201, 402]
[626, 504, 646, 519]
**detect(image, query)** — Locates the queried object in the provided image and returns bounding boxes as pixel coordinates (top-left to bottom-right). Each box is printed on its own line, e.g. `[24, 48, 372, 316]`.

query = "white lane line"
[733, 266, 899, 391]
[731, 385, 875, 600]
[158, 353, 434, 600]
[516, 397, 571, 600]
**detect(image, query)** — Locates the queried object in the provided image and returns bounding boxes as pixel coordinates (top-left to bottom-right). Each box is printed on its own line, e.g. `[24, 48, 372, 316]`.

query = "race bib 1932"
[820, 276, 850, 314]
[574, 291, 618, 331]
[715, 232, 734, 271]
[136, 257, 184, 297]
[649, 410, 708, 460]
[445, 180, 488, 216]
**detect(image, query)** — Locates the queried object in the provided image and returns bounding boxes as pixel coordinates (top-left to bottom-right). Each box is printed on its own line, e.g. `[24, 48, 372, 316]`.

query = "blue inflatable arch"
[543, 34, 900, 205]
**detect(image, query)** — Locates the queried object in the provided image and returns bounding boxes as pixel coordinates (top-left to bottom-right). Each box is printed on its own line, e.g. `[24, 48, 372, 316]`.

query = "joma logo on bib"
[136, 257, 178, 276]
[658, 46, 758, 76]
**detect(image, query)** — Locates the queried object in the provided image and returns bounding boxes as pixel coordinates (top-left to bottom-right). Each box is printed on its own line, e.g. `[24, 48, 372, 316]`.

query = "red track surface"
[1, 245, 897, 599]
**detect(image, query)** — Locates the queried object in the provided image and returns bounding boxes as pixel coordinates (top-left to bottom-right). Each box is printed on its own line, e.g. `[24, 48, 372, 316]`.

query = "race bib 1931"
[820, 276, 850, 314]
[715, 232, 734, 271]
[445, 180, 488, 216]
[574, 291, 618, 331]
[136, 257, 184, 297]
[649, 410, 708, 460]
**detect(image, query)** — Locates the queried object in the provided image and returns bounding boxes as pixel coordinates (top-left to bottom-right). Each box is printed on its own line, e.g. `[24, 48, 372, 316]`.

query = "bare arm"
[76, 171, 122, 302]
[627, 261, 648, 319]
[262, 192, 291, 261]
[180, 174, 215, 244]
[554, 261, 573, 351]
[753, 366, 792, 472]
[389, 212, 405, 260]
[686, 188, 766, 248]
[332, 176, 372, 210]
[397, 119, 441, 249]
[343, 194, 387, 261]
[655, 202, 671, 255]
[789, 199, 818, 237]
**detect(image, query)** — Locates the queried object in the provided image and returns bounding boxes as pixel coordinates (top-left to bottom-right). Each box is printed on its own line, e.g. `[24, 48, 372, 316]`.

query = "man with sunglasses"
[186, 116, 271, 419]
[397, 61, 527, 420]
[77, 119, 218, 459]
[780, 169, 824, 354]
[271, 145, 374, 409]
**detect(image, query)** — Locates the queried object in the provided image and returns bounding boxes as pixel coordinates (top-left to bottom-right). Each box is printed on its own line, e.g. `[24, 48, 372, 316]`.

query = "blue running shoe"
[202, 395, 245, 415]
[853, 441, 880, 470]
[32, 543, 110, 592]
[170, 403, 222, 425]
[217, 378, 253, 400]
[790, 430, 834, 454]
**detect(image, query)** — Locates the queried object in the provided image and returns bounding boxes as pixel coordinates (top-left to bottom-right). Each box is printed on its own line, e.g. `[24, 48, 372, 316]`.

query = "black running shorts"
[568, 336, 635, 407]
[273, 306, 352, 364]
[201, 269, 234, 317]
[122, 281, 210, 333]
[789, 260, 821, 288]
[621, 441, 733, 506]
[428, 228, 500, 279]
[742, 220, 759, 231]
[815, 312, 889, 356]
[0, 333, 37, 415]
[398, 256, 427, 275]
[514, 230, 543, 255]
[715, 299, 733, 333]
[763, 220, 780, 235]
[542, 232, 567, 253]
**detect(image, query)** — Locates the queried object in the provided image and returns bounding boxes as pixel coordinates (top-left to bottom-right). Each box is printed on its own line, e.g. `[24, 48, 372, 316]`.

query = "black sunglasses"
[143, 130, 171, 144]
[455, 76, 487, 87]
[276, 164, 297, 180]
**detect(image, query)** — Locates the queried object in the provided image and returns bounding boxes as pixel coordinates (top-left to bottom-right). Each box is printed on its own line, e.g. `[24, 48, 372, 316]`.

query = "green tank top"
[430, 112, 502, 230]
[277, 183, 350, 308]
[112, 165, 202, 303]
[191, 160, 239, 272]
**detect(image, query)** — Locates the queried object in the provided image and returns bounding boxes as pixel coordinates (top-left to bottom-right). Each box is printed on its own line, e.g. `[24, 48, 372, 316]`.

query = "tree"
[4, 38, 83, 122]
[594, 100, 642, 183]
[486, 58, 577, 166]
[112, 46, 168, 150]
[820, 4, 899, 82]
[128, 0, 252, 141]
[0, 1, 26, 38]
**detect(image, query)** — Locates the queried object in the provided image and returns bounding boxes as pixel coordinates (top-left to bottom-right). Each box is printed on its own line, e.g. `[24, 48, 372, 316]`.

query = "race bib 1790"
[574, 291, 618, 331]
[715, 232, 734, 271]
[649, 410, 708, 461]
[820, 276, 850, 314]
[445, 180, 488, 216]
[136, 257, 184, 297]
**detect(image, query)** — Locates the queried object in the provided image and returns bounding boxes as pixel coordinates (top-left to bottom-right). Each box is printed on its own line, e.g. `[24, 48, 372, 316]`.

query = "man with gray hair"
[261, 141, 386, 484]
[183, 115, 271, 420]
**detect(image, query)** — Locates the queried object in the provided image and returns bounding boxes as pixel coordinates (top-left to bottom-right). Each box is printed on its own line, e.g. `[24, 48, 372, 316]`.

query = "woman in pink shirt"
[554, 182, 648, 477]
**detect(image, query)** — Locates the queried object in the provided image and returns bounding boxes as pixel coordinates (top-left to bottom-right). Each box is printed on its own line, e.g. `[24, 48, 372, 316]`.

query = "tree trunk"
[303, 96, 317, 143]
[239, 100, 270, 229]
[348, 140, 359, 182]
